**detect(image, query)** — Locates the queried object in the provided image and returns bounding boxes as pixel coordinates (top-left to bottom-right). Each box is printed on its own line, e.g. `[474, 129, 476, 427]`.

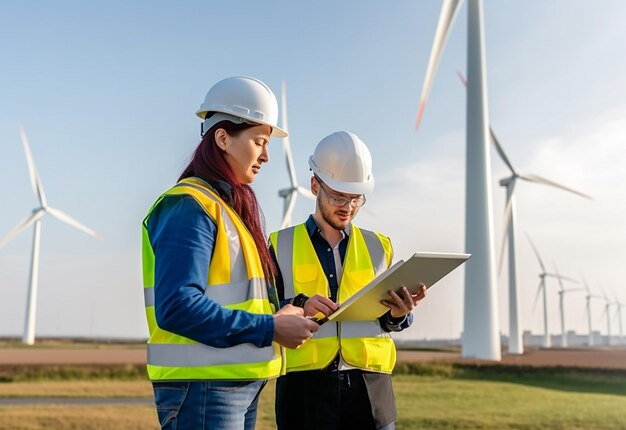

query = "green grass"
[1, 363, 626, 429]
[0, 364, 147, 383]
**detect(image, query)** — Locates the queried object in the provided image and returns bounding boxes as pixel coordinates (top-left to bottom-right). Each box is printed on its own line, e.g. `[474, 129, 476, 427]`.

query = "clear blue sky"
[1, 1, 625, 340]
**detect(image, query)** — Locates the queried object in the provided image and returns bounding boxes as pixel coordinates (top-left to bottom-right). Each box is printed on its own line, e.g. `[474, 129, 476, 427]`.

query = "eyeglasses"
[317, 180, 367, 208]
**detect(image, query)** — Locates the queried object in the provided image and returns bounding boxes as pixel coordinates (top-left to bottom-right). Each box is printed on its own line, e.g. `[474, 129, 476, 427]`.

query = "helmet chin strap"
[201, 112, 255, 136]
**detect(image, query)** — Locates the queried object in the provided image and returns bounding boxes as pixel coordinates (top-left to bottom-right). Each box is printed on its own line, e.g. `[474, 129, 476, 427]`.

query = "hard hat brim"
[199, 111, 288, 138]
[316, 172, 375, 195]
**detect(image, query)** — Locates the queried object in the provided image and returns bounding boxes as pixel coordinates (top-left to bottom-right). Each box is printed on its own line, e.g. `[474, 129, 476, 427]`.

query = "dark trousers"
[275, 369, 378, 430]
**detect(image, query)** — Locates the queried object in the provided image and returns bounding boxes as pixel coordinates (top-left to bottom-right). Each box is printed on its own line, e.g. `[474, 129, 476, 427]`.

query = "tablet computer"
[314, 251, 470, 324]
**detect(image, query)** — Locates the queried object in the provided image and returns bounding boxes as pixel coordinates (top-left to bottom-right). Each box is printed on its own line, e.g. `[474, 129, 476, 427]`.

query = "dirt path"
[2, 345, 625, 369]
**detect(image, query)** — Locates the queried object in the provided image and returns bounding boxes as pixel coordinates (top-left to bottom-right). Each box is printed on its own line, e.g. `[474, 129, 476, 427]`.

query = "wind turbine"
[553, 264, 584, 347]
[0, 127, 101, 345]
[612, 292, 624, 346]
[598, 286, 613, 346]
[417, 0, 500, 360]
[277, 81, 315, 228]
[457, 70, 592, 355]
[526, 234, 575, 348]
[582, 274, 603, 347]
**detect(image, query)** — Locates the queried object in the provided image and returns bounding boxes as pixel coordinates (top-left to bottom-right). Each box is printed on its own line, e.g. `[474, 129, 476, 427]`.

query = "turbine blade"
[525, 232, 546, 273]
[545, 273, 579, 284]
[415, 0, 464, 130]
[497, 194, 514, 275]
[0, 210, 45, 247]
[518, 174, 592, 200]
[297, 186, 316, 201]
[281, 81, 298, 188]
[19, 127, 48, 207]
[553, 262, 565, 291]
[46, 207, 102, 239]
[280, 192, 297, 229]
[490, 128, 517, 176]
[563, 287, 586, 294]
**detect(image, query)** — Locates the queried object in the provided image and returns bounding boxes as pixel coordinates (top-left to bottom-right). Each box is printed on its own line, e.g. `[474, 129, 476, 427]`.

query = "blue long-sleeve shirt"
[271, 215, 413, 332]
[146, 184, 274, 349]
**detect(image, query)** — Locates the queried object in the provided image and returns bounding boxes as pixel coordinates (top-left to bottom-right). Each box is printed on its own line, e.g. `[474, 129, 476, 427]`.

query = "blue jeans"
[152, 380, 266, 430]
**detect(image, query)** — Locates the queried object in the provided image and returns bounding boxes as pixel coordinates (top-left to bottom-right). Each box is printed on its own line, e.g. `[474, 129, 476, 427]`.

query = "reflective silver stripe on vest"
[205, 277, 267, 305]
[340, 321, 389, 339]
[144, 287, 155, 307]
[360, 229, 387, 275]
[276, 227, 296, 299]
[144, 279, 267, 309]
[147, 343, 277, 367]
[311, 322, 337, 339]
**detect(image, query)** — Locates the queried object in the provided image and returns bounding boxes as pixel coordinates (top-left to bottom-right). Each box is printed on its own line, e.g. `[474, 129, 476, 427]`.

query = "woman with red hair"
[141, 76, 319, 430]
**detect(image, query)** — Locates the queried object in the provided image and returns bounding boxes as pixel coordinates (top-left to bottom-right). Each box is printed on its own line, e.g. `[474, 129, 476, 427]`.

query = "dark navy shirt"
[271, 215, 413, 332]
[146, 181, 274, 349]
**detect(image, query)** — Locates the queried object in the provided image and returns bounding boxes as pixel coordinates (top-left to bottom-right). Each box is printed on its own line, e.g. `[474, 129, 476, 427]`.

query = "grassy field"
[1, 363, 625, 429]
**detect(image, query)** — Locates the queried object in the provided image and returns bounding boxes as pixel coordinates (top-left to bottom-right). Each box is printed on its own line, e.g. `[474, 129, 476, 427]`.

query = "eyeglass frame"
[314, 176, 367, 208]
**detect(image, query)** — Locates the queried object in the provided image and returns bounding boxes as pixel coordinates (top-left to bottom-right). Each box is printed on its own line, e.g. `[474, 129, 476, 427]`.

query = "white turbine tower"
[526, 234, 574, 348]
[417, 0, 500, 360]
[277, 81, 314, 229]
[553, 264, 584, 348]
[0, 127, 101, 345]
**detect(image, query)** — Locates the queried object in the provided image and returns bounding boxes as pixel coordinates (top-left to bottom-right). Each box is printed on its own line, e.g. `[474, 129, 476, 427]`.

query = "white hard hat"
[308, 131, 374, 195]
[196, 76, 287, 138]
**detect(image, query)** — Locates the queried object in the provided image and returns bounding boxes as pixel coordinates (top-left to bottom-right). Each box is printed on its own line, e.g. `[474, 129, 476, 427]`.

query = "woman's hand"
[273, 305, 320, 349]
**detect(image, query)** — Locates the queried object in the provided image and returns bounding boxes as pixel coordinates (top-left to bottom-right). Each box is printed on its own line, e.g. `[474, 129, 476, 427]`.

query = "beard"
[320, 201, 354, 231]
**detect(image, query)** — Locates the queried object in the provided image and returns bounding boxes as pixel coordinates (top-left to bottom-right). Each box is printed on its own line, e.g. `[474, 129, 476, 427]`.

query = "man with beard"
[269, 131, 427, 430]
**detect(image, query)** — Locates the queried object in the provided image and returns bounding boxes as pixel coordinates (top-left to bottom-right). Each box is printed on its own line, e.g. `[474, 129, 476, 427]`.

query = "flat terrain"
[2, 344, 626, 369]
[2, 343, 626, 429]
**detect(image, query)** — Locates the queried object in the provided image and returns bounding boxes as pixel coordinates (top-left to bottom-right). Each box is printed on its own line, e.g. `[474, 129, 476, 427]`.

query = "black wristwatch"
[292, 293, 309, 308]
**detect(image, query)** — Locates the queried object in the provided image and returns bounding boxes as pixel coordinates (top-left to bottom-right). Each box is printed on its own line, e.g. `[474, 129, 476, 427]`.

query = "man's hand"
[381, 284, 427, 318]
[303, 294, 338, 318]
[273, 305, 320, 349]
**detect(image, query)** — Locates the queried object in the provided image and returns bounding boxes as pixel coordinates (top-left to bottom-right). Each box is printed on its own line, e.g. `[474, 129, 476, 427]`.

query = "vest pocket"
[361, 338, 394, 371]
[294, 264, 319, 284]
[294, 264, 326, 297]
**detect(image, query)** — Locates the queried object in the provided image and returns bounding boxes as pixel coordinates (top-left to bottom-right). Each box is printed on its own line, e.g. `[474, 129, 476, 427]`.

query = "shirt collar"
[192, 177, 234, 206]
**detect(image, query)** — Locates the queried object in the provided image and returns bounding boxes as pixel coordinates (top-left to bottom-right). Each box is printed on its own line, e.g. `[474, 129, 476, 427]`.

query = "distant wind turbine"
[526, 234, 576, 348]
[598, 286, 614, 346]
[0, 127, 101, 345]
[554, 264, 584, 348]
[612, 291, 625, 346]
[457, 70, 592, 355]
[417, 0, 500, 360]
[277, 81, 315, 228]
[582, 274, 603, 347]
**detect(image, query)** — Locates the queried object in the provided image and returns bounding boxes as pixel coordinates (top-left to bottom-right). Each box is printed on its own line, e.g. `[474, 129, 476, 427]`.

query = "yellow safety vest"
[142, 177, 282, 381]
[269, 223, 396, 373]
